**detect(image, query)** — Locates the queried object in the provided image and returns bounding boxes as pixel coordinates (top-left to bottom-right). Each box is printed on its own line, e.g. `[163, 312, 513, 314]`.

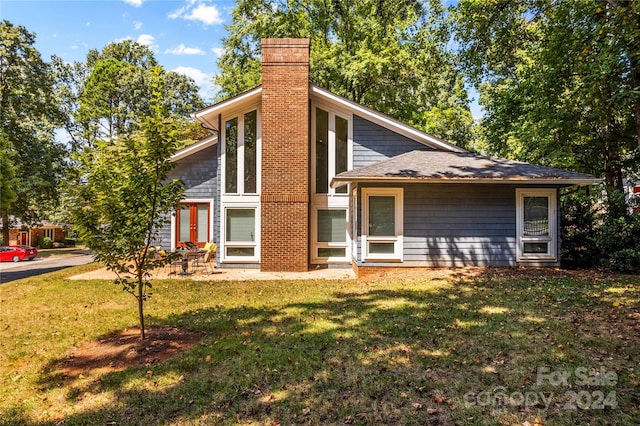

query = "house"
[158, 38, 597, 275]
[1, 218, 68, 247]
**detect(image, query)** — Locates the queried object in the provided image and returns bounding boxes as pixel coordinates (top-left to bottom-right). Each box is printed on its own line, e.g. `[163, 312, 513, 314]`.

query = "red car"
[0, 246, 38, 262]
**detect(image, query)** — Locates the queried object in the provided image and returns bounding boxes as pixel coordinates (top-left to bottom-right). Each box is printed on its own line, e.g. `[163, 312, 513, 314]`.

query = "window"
[224, 208, 257, 260]
[177, 203, 210, 247]
[516, 189, 557, 261]
[312, 209, 349, 262]
[43, 228, 54, 240]
[223, 109, 259, 195]
[362, 188, 403, 261]
[313, 107, 351, 195]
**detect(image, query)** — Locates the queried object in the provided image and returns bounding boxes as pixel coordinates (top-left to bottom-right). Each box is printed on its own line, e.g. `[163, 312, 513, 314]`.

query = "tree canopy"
[453, 0, 640, 192]
[55, 40, 207, 150]
[0, 20, 66, 243]
[215, 0, 475, 148]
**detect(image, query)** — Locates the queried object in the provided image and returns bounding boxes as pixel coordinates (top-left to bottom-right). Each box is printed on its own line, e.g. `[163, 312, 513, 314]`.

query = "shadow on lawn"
[11, 274, 640, 426]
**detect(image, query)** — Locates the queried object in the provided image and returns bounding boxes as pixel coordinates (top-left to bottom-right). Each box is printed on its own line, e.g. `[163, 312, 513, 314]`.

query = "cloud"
[211, 47, 225, 57]
[136, 34, 155, 47]
[173, 66, 216, 102]
[123, 0, 144, 6]
[165, 44, 205, 55]
[172, 66, 210, 86]
[168, 1, 223, 26]
[133, 21, 143, 30]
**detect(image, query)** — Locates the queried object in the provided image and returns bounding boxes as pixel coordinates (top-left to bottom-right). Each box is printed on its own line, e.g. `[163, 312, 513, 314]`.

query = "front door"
[18, 231, 28, 245]
[177, 203, 210, 248]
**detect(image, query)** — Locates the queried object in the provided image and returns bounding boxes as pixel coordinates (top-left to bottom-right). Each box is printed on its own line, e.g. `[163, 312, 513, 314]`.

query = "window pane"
[369, 196, 395, 236]
[315, 108, 329, 193]
[369, 243, 395, 254]
[226, 209, 255, 242]
[524, 242, 549, 254]
[318, 210, 346, 242]
[335, 116, 348, 194]
[524, 196, 549, 236]
[225, 118, 238, 193]
[244, 110, 257, 193]
[196, 204, 208, 243]
[227, 247, 255, 257]
[318, 247, 346, 258]
[178, 205, 190, 242]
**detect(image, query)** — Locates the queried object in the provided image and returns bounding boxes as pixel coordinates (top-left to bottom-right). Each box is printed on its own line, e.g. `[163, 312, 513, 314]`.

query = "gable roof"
[331, 150, 598, 187]
[177, 83, 466, 161]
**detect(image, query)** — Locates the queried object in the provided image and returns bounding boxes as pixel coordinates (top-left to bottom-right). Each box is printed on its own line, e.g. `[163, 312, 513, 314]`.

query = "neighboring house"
[1, 219, 67, 247]
[158, 38, 597, 275]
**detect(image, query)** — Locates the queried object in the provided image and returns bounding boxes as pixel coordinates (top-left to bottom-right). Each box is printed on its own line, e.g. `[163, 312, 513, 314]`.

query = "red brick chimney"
[260, 38, 310, 271]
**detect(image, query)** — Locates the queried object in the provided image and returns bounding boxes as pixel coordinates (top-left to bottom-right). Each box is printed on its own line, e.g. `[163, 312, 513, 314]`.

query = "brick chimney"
[260, 38, 310, 271]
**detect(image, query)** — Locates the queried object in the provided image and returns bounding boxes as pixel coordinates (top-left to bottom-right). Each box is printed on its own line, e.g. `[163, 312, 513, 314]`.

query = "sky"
[1, 0, 232, 103]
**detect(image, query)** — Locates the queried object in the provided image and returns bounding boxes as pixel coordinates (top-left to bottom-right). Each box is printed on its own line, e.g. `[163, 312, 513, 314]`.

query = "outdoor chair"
[195, 242, 217, 274]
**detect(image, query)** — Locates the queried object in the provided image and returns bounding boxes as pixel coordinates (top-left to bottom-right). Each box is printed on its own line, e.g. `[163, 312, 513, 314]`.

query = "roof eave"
[310, 85, 466, 153]
[191, 86, 263, 125]
[171, 135, 218, 162]
[331, 176, 600, 188]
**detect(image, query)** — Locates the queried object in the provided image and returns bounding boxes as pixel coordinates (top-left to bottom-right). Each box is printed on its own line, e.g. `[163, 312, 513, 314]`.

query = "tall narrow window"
[225, 118, 238, 193]
[335, 116, 348, 194]
[516, 189, 556, 261]
[315, 108, 329, 194]
[244, 110, 257, 193]
[362, 188, 403, 261]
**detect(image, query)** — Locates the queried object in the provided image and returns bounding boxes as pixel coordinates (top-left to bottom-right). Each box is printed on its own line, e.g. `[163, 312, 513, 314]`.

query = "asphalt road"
[0, 249, 94, 284]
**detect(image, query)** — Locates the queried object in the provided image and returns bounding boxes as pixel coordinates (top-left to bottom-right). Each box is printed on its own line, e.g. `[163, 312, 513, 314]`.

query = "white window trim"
[361, 187, 403, 262]
[516, 188, 557, 262]
[221, 204, 260, 263]
[311, 207, 351, 264]
[221, 105, 261, 197]
[170, 199, 214, 250]
[311, 102, 353, 197]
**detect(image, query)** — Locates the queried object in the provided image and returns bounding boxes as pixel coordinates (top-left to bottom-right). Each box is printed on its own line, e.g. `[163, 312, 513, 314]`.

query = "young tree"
[67, 67, 184, 340]
[0, 21, 66, 243]
[215, 0, 475, 148]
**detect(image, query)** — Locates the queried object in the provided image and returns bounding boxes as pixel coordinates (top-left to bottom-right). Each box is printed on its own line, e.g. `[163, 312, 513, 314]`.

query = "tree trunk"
[1, 207, 9, 245]
[137, 278, 146, 340]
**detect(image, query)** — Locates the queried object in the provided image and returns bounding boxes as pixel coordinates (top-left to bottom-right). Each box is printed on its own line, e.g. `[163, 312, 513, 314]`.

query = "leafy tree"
[55, 40, 207, 150]
[67, 68, 184, 340]
[215, 0, 474, 148]
[453, 0, 639, 194]
[0, 20, 66, 244]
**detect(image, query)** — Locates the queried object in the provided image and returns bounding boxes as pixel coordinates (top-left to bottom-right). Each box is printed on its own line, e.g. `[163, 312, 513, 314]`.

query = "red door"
[18, 231, 28, 245]
[176, 203, 210, 248]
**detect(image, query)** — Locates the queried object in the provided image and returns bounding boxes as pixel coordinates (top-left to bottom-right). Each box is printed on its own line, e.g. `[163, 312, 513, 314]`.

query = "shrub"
[561, 189, 640, 273]
[37, 237, 53, 249]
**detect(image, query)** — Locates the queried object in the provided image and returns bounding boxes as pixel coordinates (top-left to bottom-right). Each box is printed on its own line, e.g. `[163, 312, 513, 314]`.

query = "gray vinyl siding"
[156, 145, 219, 249]
[355, 183, 561, 267]
[352, 115, 432, 168]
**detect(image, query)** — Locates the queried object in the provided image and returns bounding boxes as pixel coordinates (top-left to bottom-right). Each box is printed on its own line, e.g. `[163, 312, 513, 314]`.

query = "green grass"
[1, 266, 638, 425]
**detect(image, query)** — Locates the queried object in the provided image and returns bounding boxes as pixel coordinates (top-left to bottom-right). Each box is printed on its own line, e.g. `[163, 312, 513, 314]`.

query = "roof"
[331, 150, 598, 187]
[178, 83, 466, 162]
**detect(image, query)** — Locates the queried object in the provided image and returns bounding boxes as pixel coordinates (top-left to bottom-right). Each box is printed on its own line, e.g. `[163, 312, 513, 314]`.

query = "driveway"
[0, 249, 94, 284]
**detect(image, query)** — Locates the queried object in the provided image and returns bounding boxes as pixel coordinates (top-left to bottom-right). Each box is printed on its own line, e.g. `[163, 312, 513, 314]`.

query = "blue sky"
[1, 0, 232, 102]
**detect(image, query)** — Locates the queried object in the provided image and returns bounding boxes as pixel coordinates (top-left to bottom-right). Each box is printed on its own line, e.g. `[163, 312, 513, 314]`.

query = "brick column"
[260, 38, 310, 271]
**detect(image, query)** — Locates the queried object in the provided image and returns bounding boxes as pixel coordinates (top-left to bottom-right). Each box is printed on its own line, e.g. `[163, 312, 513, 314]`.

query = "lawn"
[0, 265, 638, 425]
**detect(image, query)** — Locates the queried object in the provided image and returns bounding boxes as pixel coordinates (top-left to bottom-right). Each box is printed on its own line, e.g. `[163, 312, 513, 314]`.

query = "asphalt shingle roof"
[332, 150, 597, 186]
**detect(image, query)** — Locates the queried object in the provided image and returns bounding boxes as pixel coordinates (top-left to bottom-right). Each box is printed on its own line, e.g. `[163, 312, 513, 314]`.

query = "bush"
[37, 237, 53, 249]
[561, 189, 640, 273]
